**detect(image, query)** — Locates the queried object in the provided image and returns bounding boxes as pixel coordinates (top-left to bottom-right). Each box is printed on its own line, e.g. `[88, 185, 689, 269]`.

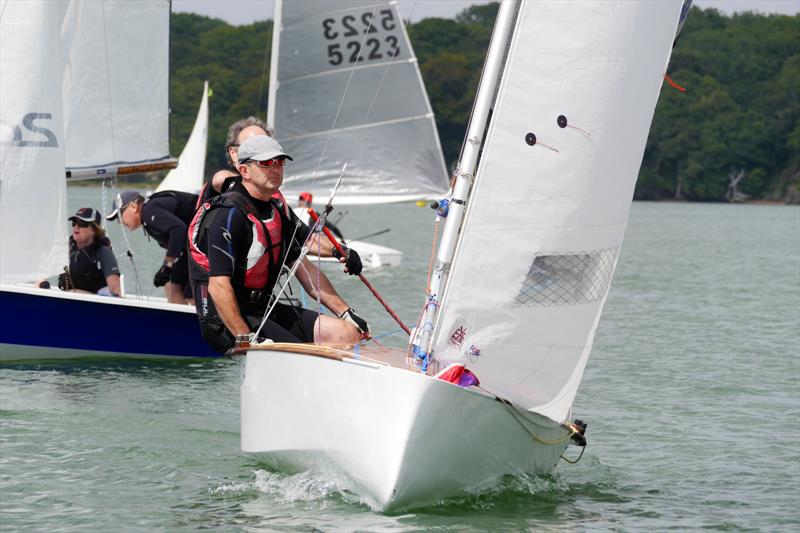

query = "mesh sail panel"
[514, 249, 617, 307]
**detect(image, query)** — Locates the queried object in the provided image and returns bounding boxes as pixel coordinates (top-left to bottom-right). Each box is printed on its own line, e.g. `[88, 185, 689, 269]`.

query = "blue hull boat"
[0, 285, 218, 362]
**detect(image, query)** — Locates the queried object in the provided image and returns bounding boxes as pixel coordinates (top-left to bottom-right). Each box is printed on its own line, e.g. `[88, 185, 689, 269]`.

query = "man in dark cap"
[106, 188, 198, 304]
[187, 135, 369, 353]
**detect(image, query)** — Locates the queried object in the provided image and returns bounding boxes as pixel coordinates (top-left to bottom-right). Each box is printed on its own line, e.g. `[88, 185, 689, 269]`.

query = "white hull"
[241, 346, 572, 511]
[308, 239, 402, 270]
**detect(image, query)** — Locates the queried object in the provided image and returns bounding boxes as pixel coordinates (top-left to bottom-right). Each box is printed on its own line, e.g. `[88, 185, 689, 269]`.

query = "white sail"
[0, 0, 69, 282]
[62, 0, 173, 180]
[269, 0, 449, 204]
[431, 1, 683, 422]
[156, 81, 209, 194]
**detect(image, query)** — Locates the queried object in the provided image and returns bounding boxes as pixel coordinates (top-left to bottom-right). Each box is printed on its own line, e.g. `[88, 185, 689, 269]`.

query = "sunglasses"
[250, 157, 287, 168]
[72, 220, 92, 228]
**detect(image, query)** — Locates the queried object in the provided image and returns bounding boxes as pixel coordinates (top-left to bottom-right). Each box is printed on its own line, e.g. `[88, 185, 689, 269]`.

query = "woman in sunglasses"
[58, 207, 121, 297]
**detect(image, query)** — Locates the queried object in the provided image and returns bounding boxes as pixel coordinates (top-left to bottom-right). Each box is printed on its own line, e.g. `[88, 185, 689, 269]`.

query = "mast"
[410, 0, 520, 365]
[267, 0, 282, 126]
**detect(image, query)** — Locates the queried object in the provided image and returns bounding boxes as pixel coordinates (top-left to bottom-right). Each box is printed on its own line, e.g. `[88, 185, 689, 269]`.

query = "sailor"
[199, 116, 273, 206]
[58, 207, 121, 297]
[106, 189, 198, 304]
[187, 135, 369, 353]
[203, 116, 359, 270]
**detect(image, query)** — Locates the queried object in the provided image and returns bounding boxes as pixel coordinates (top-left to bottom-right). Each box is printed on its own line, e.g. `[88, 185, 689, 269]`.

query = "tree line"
[168, 4, 799, 202]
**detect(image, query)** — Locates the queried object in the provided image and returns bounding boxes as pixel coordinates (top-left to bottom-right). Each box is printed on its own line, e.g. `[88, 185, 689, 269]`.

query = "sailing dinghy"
[0, 0, 216, 362]
[268, 0, 451, 268]
[241, 0, 685, 509]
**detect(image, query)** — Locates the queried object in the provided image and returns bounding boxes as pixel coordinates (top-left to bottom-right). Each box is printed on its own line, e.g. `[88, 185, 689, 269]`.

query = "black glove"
[169, 254, 188, 285]
[57, 272, 71, 291]
[339, 307, 370, 336]
[153, 264, 172, 287]
[332, 246, 363, 276]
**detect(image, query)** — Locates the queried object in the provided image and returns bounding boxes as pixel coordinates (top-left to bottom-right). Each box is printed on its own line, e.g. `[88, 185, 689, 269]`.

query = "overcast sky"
[172, 0, 799, 26]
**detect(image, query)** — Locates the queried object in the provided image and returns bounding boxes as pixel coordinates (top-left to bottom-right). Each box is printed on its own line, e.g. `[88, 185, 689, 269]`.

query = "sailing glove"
[153, 264, 172, 287]
[57, 272, 72, 291]
[169, 254, 188, 285]
[332, 246, 363, 276]
[340, 308, 370, 336]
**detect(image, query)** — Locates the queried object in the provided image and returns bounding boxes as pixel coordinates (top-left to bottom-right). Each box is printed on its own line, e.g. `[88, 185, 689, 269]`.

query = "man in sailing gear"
[205, 117, 350, 264]
[106, 189, 197, 304]
[188, 135, 369, 353]
[61, 207, 121, 297]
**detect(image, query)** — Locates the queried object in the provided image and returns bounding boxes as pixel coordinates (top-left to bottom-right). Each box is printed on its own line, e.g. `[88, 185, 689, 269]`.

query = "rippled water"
[1, 191, 798, 531]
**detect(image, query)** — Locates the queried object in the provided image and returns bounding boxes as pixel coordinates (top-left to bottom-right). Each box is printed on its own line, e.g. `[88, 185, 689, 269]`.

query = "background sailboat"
[0, 0, 216, 362]
[268, 0, 451, 268]
[242, 0, 684, 510]
[156, 81, 209, 194]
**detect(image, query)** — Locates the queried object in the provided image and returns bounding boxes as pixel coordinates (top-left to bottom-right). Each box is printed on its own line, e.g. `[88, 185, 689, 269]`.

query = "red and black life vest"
[188, 190, 292, 305]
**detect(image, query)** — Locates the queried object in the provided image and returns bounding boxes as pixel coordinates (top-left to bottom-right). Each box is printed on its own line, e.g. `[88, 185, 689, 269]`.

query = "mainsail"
[0, 1, 69, 282]
[62, 0, 174, 180]
[431, 1, 683, 422]
[269, 0, 448, 204]
[156, 81, 209, 194]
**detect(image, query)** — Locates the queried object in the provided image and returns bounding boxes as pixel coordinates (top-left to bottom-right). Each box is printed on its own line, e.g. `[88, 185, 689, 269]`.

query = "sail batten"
[270, 0, 448, 204]
[431, 1, 683, 422]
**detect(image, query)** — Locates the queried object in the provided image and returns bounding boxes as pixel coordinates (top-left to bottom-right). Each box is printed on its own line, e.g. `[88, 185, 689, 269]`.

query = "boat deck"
[241, 342, 414, 371]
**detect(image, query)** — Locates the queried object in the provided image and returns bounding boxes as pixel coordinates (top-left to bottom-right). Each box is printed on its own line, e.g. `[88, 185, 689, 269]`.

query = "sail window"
[514, 249, 617, 307]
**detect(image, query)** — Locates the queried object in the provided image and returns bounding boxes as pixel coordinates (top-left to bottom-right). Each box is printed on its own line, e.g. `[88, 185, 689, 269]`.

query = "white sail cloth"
[62, 0, 171, 179]
[269, 0, 448, 204]
[432, 1, 683, 422]
[157, 81, 209, 194]
[0, 1, 69, 282]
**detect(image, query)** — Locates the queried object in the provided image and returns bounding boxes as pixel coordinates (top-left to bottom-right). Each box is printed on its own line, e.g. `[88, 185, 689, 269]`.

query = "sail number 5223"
[322, 10, 400, 65]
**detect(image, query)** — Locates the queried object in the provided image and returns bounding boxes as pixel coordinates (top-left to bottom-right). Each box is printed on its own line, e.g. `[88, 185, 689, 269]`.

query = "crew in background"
[58, 207, 121, 297]
[106, 189, 197, 304]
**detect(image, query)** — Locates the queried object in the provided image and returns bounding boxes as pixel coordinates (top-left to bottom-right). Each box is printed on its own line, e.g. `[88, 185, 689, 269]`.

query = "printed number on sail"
[323, 10, 400, 65]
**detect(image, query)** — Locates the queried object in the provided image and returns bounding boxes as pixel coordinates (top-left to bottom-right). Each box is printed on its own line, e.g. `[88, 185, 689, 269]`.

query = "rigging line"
[477, 385, 577, 446]
[0, 0, 9, 24]
[279, 56, 416, 85]
[255, 164, 348, 340]
[309, 4, 382, 182]
[361, 0, 420, 125]
[316, 220, 322, 341]
[271, 163, 347, 322]
[253, 190, 337, 339]
[99, 2, 118, 167]
[109, 179, 143, 297]
[281, 114, 433, 142]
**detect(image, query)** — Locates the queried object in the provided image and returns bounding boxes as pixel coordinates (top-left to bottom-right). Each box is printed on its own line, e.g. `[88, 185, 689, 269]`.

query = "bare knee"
[314, 316, 360, 345]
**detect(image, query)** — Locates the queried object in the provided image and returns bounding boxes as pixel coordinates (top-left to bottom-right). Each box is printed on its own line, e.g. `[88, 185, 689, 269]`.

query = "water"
[2, 191, 798, 531]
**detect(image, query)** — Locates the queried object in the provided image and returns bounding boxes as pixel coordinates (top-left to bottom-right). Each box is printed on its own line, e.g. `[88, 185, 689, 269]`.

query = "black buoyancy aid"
[68, 236, 111, 293]
[196, 174, 241, 210]
[188, 190, 292, 307]
[142, 190, 199, 249]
